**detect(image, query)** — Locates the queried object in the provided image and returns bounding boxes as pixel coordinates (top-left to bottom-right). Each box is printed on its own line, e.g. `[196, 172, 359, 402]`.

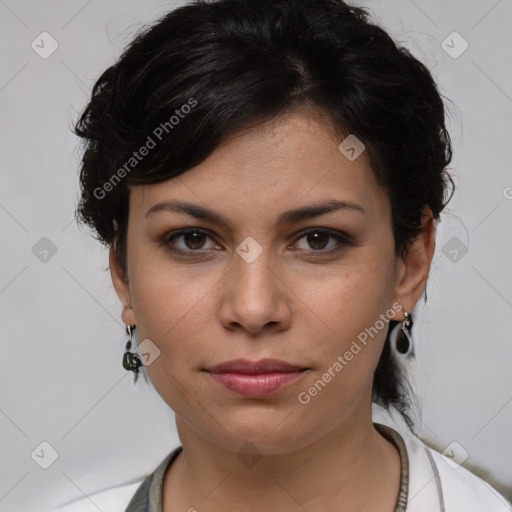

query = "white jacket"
[398, 427, 511, 511]
[48, 426, 511, 512]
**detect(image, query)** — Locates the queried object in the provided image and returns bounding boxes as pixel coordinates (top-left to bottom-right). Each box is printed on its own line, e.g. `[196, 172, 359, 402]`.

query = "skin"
[110, 109, 435, 511]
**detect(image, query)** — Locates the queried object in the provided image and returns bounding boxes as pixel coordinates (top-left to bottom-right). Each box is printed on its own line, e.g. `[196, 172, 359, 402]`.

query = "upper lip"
[206, 358, 307, 374]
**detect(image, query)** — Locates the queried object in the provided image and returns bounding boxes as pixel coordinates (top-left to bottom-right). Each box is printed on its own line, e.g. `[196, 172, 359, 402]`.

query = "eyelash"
[162, 227, 355, 256]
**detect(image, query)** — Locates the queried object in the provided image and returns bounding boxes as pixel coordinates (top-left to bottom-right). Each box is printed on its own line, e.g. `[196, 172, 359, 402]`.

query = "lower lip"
[207, 371, 306, 397]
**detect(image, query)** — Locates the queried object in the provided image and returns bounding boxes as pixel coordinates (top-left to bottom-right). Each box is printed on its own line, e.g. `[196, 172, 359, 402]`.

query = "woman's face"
[111, 110, 432, 454]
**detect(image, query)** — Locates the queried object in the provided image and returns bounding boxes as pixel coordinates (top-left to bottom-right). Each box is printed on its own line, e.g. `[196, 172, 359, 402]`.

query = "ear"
[109, 240, 136, 326]
[391, 206, 436, 319]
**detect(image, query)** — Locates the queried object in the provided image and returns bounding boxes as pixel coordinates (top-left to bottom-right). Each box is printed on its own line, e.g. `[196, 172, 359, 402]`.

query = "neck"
[163, 407, 401, 512]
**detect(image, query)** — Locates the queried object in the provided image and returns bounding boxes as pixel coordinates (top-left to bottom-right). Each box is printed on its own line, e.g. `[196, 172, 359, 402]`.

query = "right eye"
[164, 228, 219, 253]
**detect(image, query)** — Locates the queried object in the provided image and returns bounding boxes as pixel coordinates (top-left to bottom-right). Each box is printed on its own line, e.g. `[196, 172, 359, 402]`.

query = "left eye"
[293, 229, 347, 251]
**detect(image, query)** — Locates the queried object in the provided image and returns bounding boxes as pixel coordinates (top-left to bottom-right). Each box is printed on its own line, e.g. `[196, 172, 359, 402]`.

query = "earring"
[122, 324, 142, 383]
[392, 312, 414, 356]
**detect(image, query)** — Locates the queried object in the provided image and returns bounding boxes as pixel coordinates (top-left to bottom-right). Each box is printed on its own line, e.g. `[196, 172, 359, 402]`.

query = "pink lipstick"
[204, 358, 308, 397]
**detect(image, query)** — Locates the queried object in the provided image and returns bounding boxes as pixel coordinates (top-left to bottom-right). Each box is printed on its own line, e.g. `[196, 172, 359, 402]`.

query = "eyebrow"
[145, 199, 366, 229]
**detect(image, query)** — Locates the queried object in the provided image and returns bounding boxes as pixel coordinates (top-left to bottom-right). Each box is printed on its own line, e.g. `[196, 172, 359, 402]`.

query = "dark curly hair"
[74, 0, 455, 427]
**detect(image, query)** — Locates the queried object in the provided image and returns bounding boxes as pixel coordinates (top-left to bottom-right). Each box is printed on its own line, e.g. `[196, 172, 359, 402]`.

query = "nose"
[218, 247, 291, 336]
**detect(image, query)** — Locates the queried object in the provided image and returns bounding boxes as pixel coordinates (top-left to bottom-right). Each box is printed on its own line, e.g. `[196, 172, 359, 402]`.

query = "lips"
[204, 358, 309, 397]
[206, 358, 307, 374]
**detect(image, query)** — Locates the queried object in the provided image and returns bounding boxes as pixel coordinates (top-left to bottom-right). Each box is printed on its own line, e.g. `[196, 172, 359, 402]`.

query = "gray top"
[124, 423, 409, 512]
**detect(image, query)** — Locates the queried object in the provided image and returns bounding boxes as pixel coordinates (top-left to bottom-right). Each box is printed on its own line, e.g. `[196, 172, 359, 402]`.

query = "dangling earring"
[123, 324, 142, 383]
[391, 312, 414, 356]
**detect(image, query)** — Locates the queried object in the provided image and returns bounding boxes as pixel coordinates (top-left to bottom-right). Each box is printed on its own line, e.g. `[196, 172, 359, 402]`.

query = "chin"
[213, 413, 310, 454]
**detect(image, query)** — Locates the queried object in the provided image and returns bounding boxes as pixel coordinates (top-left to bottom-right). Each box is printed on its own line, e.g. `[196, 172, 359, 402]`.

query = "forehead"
[130, 110, 388, 224]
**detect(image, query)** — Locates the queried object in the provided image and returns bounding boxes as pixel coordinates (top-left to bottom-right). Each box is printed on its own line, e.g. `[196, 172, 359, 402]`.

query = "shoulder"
[399, 427, 512, 511]
[428, 445, 512, 511]
[44, 447, 183, 512]
[43, 480, 145, 512]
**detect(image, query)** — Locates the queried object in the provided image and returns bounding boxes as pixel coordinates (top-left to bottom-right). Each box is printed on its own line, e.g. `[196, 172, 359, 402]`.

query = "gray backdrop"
[1, 0, 511, 510]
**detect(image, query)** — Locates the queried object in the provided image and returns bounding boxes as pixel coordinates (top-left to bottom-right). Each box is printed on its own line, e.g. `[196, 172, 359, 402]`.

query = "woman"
[61, 0, 511, 510]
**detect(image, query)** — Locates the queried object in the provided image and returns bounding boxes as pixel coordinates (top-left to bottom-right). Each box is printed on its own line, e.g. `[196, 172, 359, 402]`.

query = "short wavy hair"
[74, 0, 455, 427]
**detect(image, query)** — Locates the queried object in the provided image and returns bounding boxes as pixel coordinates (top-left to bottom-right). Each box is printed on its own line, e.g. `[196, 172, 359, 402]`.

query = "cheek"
[298, 257, 392, 339]
[294, 260, 393, 386]
[127, 249, 226, 379]
[127, 238, 208, 325]
[295, 284, 390, 421]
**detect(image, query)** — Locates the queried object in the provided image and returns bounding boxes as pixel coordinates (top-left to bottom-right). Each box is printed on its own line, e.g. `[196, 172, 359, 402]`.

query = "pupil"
[185, 232, 205, 249]
[308, 232, 328, 250]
